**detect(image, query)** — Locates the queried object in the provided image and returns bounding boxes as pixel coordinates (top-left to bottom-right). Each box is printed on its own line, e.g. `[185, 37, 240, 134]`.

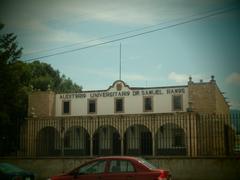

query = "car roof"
[94, 156, 139, 161]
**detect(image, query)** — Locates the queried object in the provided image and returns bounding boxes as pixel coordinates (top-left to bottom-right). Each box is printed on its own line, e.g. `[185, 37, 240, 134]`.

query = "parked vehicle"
[49, 156, 171, 180]
[0, 163, 35, 180]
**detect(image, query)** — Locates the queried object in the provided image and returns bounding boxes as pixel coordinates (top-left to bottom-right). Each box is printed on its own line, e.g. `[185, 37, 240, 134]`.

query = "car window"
[137, 158, 157, 170]
[78, 160, 106, 174]
[109, 160, 135, 173]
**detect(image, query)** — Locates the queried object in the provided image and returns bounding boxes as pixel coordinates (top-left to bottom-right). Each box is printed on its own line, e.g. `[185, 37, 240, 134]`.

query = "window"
[172, 95, 183, 111]
[62, 100, 70, 115]
[78, 160, 106, 174]
[88, 99, 97, 114]
[143, 96, 153, 112]
[115, 98, 124, 113]
[109, 160, 135, 173]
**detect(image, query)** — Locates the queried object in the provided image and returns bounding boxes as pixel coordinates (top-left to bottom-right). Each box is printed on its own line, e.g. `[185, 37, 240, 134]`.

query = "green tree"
[0, 26, 22, 64]
[0, 24, 82, 155]
[0, 24, 25, 155]
[28, 61, 82, 92]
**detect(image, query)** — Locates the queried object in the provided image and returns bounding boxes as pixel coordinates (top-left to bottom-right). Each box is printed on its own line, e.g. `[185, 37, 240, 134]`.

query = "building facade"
[21, 76, 234, 157]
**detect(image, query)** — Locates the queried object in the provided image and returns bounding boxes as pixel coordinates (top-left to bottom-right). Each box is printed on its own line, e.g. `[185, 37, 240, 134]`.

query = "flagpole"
[119, 43, 121, 80]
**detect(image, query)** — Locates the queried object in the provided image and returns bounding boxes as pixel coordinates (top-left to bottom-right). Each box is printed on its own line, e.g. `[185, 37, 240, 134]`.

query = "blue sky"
[1, 0, 240, 109]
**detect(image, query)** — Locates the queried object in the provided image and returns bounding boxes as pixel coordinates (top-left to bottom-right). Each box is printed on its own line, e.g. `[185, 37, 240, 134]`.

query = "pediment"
[107, 80, 131, 92]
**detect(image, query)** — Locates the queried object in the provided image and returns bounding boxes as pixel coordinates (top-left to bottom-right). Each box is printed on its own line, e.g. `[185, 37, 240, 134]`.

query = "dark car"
[49, 156, 171, 180]
[0, 163, 35, 180]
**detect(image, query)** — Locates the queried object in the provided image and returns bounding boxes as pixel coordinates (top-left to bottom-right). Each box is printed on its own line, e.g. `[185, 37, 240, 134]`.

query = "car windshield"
[78, 160, 106, 174]
[137, 158, 157, 170]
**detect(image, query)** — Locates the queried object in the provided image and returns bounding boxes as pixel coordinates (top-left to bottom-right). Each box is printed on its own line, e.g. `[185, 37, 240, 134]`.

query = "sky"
[0, 0, 240, 110]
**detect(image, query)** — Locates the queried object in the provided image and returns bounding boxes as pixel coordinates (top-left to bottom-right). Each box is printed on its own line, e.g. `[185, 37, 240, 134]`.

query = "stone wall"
[188, 78, 229, 114]
[28, 91, 55, 117]
[188, 82, 216, 113]
[215, 85, 229, 114]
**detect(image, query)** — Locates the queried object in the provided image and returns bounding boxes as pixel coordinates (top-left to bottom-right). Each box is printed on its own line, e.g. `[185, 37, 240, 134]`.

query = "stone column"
[187, 113, 197, 157]
[152, 136, 155, 156]
[90, 135, 93, 156]
[121, 137, 124, 155]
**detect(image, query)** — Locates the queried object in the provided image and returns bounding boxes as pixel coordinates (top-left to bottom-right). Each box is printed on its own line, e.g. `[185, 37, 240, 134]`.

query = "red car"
[49, 156, 171, 180]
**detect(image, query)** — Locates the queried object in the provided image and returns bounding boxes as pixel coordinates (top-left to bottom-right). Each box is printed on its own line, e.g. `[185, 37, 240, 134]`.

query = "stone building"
[20, 76, 234, 157]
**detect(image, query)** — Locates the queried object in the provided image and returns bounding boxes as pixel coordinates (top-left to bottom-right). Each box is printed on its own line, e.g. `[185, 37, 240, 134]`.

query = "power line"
[23, 5, 239, 62]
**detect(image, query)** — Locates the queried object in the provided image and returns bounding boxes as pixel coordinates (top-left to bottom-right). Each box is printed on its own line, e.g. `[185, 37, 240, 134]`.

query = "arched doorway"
[36, 127, 60, 156]
[124, 124, 152, 156]
[93, 126, 121, 156]
[64, 126, 90, 156]
[155, 123, 187, 155]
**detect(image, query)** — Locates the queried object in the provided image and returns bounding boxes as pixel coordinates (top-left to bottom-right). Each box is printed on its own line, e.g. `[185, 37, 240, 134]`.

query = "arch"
[36, 126, 61, 156]
[124, 124, 152, 156]
[155, 123, 187, 156]
[64, 126, 90, 156]
[93, 125, 121, 156]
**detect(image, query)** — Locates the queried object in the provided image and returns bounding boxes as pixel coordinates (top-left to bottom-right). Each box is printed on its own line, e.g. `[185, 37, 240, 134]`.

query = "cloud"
[226, 72, 240, 86]
[168, 72, 210, 83]
[0, 0, 204, 29]
[2, 0, 237, 56]
[123, 74, 150, 81]
[124, 56, 142, 62]
[78, 68, 116, 79]
[84, 7, 158, 26]
[156, 64, 162, 70]
[229, 100, 240, 110]
[51, 0, 237, 26]
[2, 0, 236, 29]
[39, 30, 90, 44]
[58, 0, 165, 26]
[21, 28, 95, 55]
[168, 72, 189, 83]
[83, 69, 154, 82]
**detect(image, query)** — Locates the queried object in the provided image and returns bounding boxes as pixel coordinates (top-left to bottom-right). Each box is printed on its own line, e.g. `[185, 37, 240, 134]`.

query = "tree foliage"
[0, 24, 82, 155]
[0, 24, 25, 154]
[0, 27, 22, 64]
[28, 61, 82, 92]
